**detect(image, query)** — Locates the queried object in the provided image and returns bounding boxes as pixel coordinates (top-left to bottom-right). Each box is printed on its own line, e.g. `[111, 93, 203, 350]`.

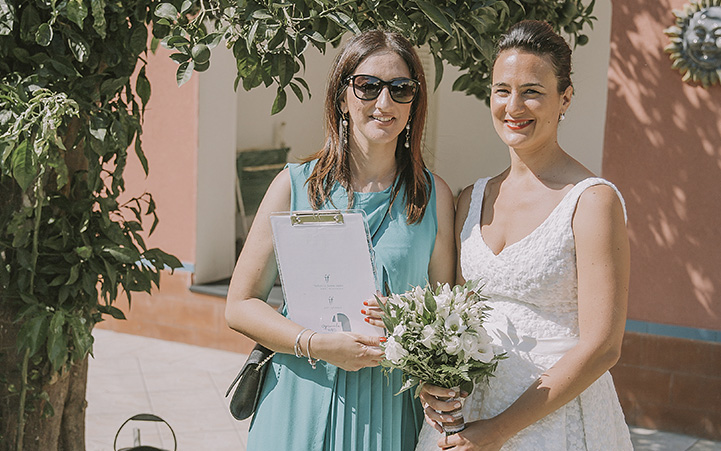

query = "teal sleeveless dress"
[246, 160, 437, 451]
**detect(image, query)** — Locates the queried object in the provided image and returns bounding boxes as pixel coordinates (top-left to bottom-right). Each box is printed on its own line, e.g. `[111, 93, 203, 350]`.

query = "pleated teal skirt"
[247, 353, 423, 451]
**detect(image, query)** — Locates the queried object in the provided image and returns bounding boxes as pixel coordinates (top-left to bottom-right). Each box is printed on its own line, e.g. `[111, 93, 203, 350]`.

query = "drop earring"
[339, 112, 349, 151]
[559, 112, 566, 122]
[404, 121, 411, 149]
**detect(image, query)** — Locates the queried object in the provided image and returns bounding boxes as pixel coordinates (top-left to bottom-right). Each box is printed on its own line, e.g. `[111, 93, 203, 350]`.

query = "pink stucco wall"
[604, 0, 721, 331]
[123, 47, 199, 264]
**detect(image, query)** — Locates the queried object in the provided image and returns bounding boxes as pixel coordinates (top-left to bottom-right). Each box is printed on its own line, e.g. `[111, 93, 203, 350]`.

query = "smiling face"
[340, 51, 413, 153]
[490, 49, 572, 153]
[684, 7, 721, 69]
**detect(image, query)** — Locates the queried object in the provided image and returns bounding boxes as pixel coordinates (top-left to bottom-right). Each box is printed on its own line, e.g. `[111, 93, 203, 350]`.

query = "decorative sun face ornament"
[664, 0, 721, 87]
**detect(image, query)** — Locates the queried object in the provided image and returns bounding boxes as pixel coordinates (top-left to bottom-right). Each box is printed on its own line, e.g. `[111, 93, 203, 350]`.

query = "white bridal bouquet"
[378, 280, 504, 434]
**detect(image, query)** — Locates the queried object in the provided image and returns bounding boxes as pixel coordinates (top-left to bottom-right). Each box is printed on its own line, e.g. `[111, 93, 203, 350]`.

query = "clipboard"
[270, 210, 383, 336]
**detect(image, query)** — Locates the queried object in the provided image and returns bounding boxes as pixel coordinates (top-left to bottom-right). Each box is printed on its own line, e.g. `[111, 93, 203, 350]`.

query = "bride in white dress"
[415, 20, 633, 451]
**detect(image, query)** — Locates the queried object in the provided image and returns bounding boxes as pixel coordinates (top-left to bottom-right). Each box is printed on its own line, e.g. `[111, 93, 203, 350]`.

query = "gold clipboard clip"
[290, 211, 345, 225]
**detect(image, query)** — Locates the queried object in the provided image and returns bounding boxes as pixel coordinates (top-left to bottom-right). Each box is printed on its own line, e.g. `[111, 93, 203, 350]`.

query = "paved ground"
[86, 329, 721, 451]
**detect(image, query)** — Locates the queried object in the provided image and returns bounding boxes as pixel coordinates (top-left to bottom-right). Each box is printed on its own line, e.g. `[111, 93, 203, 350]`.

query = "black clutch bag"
[225, 343, 275, 421]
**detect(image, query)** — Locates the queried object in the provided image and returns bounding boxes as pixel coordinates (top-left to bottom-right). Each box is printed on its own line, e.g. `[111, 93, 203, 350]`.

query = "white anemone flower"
[420, 325, 437, 348]
[444, 312, 466, 334]
[444, 335, 462, 355]
[384, 336, 408, 364]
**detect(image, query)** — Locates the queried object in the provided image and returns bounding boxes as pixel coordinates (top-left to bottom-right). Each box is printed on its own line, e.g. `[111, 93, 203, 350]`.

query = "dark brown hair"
[495, 20, 573, 93]
[303, 30, 431, 224]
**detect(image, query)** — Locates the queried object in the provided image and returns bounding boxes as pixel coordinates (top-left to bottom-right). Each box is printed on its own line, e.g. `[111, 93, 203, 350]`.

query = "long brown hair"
[303, 30, 431, 224]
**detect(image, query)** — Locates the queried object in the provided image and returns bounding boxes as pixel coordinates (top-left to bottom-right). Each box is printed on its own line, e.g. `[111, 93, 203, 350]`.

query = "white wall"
[195, 45, 238, 284]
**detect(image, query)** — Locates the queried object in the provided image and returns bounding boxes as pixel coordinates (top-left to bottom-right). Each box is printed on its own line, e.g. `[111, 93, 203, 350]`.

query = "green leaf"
[129, 24, 148, 56]
[97, 304, 126, 320]
[17, 314, 49, 357]
[90, 0, 106, 38]
[325, 11, 361, 34]
[134, 137, 149, 176]
[67, 34, 90, 63]
[103, 246, 139, 264]
[251, 10, 273, 20]
[166, 35, 191, 48]
[66, 264, 80, 285]
[155, 3, 178, 21]
[99, 76, 129, 98]
[176, 60, 194, 86]
[169, 52, 190, 63]
[135, 67, 151, 109]
[11, 140, 35, 191]
[35, 22, 53, 46]
[424, 289, 436, 312]
[271, 87, 286, 115]
[416, 1, 453, 36]
[289, 81, 303, 102]
[47, 310, 68, 371]
[0, 0, 14, 36]
[274, 53, 294, 87]
[75, 246, 92, 259]
[433, 54, 444, 91]
[66, 0, 88, 29]
[68, 316, 93, 361]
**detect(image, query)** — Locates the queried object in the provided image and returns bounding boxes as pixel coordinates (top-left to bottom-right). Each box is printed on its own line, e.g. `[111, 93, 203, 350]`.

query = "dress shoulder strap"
[460, 177, 490, 240]
[561, 177, 628, 224]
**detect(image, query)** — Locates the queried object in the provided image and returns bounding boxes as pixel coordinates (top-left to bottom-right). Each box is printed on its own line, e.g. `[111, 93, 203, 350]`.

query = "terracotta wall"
[605, 0, 721, 440]
[121, 47, 199, 263]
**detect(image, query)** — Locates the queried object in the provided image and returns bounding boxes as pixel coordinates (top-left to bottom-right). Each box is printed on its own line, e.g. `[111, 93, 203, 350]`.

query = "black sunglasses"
[346, 75, 420, 104]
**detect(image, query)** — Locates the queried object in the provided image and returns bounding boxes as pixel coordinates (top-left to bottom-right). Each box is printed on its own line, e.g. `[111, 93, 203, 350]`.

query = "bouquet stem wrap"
[438, 387, 466, 435]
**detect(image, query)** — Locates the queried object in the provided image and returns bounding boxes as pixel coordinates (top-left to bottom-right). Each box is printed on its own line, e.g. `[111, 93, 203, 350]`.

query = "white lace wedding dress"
[415, 177, 633, 451]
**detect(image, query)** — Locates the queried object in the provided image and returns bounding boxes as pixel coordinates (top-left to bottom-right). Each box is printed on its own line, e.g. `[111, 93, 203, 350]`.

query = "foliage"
[156, 0, 597, 113]
[0, 0, 180, 444]
[378, 281, 504, 396]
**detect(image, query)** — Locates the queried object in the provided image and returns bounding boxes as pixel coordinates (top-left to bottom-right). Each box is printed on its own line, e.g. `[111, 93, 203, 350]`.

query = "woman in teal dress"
[225, 30, 456, 451]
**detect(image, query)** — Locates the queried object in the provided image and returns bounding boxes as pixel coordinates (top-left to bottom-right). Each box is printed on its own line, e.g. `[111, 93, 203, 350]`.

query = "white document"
[270, 210, 383, 336]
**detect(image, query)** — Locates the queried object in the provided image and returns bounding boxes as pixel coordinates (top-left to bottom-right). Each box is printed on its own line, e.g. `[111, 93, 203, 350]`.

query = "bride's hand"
[362, 291, 387, 329]
[311, 332, 385, 371]
[419, 383, 469, 432]
[436, 419, 505, 451]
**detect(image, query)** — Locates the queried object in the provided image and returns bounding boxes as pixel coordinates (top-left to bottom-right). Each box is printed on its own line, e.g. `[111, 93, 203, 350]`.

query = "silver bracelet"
[294, 328, 310, 357]
[306, 331, 318, 369]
